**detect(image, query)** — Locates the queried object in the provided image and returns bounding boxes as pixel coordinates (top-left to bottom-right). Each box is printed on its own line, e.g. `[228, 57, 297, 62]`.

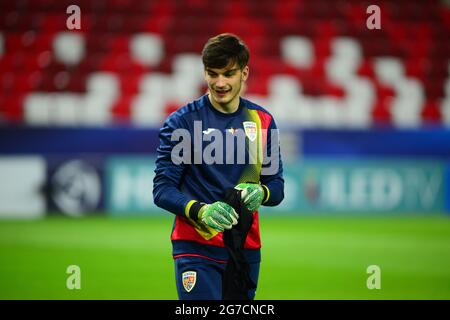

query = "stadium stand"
[0, 0, 449, 127]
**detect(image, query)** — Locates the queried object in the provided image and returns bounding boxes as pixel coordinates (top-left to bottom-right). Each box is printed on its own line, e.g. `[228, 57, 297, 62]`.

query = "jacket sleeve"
[260, 117, 284, 207]
[153, 113, 198, 217]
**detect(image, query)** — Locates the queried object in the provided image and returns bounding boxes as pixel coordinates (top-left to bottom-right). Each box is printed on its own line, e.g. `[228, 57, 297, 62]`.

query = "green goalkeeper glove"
[234, 183, 267, 212]
[198, 201, 239, 232]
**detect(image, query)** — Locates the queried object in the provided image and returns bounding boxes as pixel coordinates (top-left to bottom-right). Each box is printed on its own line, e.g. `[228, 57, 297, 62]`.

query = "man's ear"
[241, 66, 249, 82]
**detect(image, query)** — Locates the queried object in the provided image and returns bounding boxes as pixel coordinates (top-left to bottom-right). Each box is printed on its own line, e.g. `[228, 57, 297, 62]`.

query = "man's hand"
[234, 183, 264, 212]
[198, 201, 239, 232]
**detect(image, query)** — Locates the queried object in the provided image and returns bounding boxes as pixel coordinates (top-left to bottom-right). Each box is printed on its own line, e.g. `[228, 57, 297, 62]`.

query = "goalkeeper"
[153, 33, 284, 300]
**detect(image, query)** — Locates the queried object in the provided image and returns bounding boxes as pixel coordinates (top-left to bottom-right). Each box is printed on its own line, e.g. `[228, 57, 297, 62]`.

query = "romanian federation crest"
[182, 271, 197, 292]
[243, 121, 257, 142]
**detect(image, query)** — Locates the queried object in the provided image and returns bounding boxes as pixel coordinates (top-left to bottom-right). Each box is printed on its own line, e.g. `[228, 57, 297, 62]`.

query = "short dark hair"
[202, 33, 250, 70]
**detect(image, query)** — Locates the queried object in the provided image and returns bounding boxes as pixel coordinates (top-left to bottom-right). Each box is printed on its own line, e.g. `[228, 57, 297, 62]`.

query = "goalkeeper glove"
[198, 201, 239, 232]
[234, 183, 268, 212]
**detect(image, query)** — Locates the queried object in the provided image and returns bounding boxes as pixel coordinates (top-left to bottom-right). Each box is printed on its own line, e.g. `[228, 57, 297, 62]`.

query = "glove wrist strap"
[187, 201, 206, 221]
[261, 184, 270, 204]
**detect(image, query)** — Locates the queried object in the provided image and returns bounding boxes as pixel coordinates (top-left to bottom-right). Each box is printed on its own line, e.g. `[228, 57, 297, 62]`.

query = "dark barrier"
[2, 126, 450, 158]
[302, 128, 450, 158]
[0, 126, 160, 155]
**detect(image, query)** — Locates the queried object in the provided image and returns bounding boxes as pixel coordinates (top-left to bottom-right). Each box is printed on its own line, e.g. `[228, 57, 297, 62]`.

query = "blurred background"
[0, 0, 450, 299]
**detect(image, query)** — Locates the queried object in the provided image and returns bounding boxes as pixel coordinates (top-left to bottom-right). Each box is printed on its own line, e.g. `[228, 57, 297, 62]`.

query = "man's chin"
[212, 95, 231, 105]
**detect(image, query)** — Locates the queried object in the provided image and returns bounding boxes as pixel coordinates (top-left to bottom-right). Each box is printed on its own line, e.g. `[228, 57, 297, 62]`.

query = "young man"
[153, 33, 284, 300]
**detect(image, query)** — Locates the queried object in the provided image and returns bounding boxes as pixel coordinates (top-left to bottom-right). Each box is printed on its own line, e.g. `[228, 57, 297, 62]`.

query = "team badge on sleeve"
[182, 271, 197, 292]
[243, 121, 257, 142]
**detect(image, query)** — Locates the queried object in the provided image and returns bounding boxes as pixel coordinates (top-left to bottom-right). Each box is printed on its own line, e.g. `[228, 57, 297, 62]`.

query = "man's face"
[204, 63, 249, 109]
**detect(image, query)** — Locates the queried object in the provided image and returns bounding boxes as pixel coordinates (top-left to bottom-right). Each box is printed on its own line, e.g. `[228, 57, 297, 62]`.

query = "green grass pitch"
[1, 214, 450, 299]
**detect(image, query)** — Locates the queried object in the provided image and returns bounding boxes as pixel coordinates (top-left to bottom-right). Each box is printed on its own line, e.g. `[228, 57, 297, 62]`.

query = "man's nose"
[215, 75, 227, 88]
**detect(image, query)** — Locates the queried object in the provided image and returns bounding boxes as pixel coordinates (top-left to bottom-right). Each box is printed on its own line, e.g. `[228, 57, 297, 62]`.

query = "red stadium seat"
[111, 94, 133, 123]
[0, 93, 24, 122]
[422, 100, 442, 124]
[120, 73, 144, 95]
[372, 98, 392, 125]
